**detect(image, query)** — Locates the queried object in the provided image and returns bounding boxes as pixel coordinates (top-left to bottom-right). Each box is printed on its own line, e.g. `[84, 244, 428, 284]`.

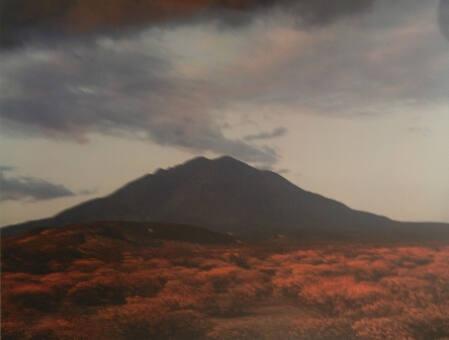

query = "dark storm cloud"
[0, 166, 75, 201]
[0, 43, 277, 165]
[244, 127, 287, 141]
[1, 0, 446, 168]
[0, 0, 375, 49]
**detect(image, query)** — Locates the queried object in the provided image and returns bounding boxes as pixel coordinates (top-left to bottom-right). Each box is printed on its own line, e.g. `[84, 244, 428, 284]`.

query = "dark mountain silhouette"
[3, 156, 449, 241]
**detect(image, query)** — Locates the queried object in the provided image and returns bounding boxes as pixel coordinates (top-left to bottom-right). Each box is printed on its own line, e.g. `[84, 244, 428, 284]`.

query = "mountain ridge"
[2, 156, 449, 241]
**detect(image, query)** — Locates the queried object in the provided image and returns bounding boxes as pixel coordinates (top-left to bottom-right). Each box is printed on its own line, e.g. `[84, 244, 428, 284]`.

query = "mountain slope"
[1, 220, 235, 275]
[3, 156, 449, 241]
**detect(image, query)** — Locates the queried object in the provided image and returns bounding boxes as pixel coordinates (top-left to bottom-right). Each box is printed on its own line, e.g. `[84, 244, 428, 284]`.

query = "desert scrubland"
[2, 223, 449, 339]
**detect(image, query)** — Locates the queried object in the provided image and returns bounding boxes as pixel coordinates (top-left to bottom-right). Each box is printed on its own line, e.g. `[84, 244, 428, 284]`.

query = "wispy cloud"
[244, 127, 287, 141]
[0, 167, 75, 202]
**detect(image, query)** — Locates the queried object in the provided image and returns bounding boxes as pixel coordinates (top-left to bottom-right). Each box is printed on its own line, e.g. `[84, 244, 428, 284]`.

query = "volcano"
[3, 156, 449, 241]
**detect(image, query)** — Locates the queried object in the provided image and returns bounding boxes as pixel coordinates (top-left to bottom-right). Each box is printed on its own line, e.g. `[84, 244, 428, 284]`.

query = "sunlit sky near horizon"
[1, 0, 448, 226]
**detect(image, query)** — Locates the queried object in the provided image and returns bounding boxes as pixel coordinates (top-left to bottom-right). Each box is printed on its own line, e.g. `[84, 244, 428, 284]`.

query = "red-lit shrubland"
[2, 227, 449, 339]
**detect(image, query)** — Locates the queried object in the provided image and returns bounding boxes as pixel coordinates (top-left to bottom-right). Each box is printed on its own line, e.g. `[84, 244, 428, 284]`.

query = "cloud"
[1, 1, 447, 168]
[0, 166, 15, 172]
[439, 0, 449, 42]
[0, 167, 75, 201]
[0, 41, 277, 165]
[0, 0, 376, 49]
[244, 127, 287, 141]
[215, 0, 449, 116]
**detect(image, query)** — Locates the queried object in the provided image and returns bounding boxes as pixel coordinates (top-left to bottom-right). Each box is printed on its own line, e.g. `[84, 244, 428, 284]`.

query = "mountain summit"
[4, 156, 449, 241]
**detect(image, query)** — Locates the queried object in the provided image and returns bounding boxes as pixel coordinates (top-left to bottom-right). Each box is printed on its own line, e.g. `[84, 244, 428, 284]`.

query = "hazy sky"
[1, 0, 448, 226]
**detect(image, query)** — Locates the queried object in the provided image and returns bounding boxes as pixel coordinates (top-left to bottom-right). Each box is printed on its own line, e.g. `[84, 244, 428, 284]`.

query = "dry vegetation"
[2, 223, 449, 339]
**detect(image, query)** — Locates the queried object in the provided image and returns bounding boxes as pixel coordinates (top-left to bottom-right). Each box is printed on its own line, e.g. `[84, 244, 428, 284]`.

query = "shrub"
[9, 284, 59, 312]
[68, 277, 126, 306]
[94, 299, 210, 340]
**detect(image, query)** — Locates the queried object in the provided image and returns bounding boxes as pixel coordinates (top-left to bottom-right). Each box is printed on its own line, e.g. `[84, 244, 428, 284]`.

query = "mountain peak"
[181, 156, 210, 167]
[184, 155, 246, 165]
[212, 155, 251, 167]
[174, 155, 252, 173]
[214, 155, 241, 163]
